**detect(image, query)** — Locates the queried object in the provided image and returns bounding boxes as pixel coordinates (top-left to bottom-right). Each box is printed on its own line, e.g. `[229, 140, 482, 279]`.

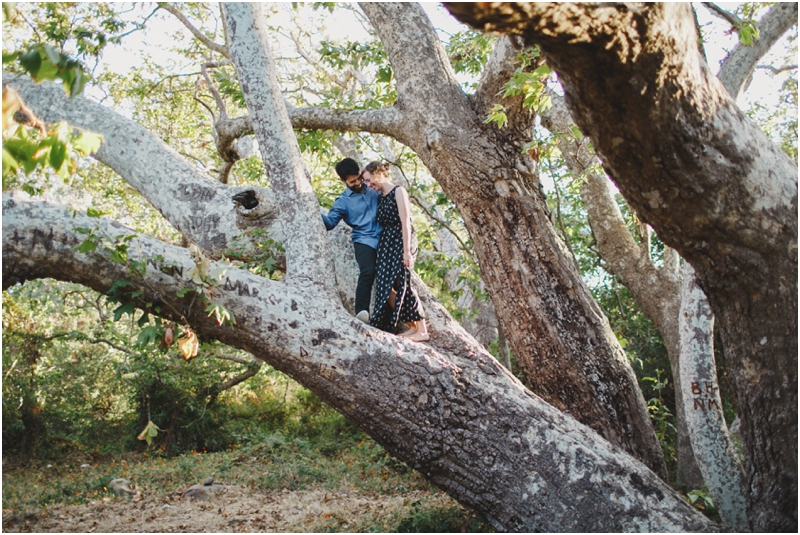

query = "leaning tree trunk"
[445, 3, 798, 531]
[354, 2, 667, 478]
[175, 4, 667, 475]
[2, 195, 715, 533]
[540, 95, 703, 489]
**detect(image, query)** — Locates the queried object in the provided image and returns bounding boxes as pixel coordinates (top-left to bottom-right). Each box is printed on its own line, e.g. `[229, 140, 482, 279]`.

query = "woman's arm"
[396, 187, 414, 268]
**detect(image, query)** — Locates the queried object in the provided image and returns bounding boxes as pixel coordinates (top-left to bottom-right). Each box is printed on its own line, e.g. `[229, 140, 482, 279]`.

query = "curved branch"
[701, 2, 741, 27]
[158, 3, 229, 58]
[757, 64, 798, 75]
[214, 107, 404, 152]
[717, 2, 799, 98]
[289, 106, 403, 137]
[5, 73, 279, 259]
[473, 35, 537, 141]
[210, 353, 257, 366]
[31, 331, 134, 355]
[208, 362, 262, 397]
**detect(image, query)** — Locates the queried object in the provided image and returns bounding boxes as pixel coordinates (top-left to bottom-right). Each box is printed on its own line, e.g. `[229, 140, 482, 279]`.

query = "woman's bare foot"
[407, 331, 430, 342]
[398, 325, 417, 338]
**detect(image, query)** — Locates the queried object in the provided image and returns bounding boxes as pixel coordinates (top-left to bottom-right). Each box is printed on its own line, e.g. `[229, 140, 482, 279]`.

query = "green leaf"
[75, 238, 98, 253]
[112, 301, 136, 322]
[48, 140, 68, 171]
[738, 20, 760, 46]
[570, 125, 583, 141]
[72, 131, 102, 155]
[136, 325, 160, 346]
[137, 310, 151, 328]
[176, 287, 195, 298]
[18, 48, 41, 76]
[86, 207, 103, 218]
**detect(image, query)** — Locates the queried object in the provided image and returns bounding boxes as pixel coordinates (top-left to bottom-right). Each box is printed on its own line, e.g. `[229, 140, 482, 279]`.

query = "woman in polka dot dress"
[361, 162, 429, 342]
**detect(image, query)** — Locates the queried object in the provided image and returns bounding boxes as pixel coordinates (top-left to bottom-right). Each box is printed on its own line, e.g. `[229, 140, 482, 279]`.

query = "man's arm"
[321, 196, 345, 231]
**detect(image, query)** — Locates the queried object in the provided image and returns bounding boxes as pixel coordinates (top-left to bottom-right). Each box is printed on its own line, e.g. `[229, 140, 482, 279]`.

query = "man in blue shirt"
[322, 158, 381, 322]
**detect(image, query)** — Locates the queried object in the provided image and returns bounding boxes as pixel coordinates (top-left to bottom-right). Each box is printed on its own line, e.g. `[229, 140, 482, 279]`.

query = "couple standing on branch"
[322, 158, 429, 342]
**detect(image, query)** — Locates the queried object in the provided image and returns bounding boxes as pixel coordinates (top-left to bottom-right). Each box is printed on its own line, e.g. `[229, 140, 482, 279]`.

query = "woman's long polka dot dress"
[370, 186, 425, 332]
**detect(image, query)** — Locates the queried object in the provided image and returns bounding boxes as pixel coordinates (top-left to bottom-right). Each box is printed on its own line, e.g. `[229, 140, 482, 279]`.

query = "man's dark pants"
[353, 242, 377, 314]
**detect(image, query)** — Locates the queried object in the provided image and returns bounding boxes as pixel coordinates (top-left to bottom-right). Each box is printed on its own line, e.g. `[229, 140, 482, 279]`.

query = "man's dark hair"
[335, 158, 360, 180]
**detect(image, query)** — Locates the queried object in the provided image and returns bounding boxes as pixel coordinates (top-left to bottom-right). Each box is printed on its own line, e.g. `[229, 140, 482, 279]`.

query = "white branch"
[5, 73, 279, 259]
[224, 3, 336, 291]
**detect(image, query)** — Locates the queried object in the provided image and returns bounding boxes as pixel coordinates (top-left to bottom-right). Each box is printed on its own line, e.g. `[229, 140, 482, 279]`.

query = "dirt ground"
[2, 485, 453, 533]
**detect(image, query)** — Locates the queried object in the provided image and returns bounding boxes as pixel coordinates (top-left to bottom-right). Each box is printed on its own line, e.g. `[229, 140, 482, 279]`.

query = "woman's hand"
[403, 249, 413, 268]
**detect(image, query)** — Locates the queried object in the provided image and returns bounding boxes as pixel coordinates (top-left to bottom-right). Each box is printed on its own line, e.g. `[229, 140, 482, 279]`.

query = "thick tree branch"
[212, 107, 403, 154]
[4, 73, 280, 259]
[2, 193, 714, 532]
[472, 35, 537, 141]
[289, 106, 403, 137]
[717, 2, 798, 99]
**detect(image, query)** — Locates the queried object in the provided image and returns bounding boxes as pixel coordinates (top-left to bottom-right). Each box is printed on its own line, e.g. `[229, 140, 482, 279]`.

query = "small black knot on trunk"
[232, 190, 259, 210]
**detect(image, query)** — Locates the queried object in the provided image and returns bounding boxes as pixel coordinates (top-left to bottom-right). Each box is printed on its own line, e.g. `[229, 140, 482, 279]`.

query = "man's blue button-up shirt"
[322, 187, 382, 250]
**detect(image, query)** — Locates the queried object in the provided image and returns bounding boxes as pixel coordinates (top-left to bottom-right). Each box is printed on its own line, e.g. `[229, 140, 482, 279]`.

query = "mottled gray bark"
[679, 264, 748, 531]
[540, 96, 703, 489]
[1, 194, 715, 532]
[444, 3, 797, 531]
[357, 2, 666, 477]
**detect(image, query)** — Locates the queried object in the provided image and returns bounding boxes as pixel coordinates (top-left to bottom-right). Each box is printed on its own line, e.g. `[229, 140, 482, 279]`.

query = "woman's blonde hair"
[363, 161, 391, 177]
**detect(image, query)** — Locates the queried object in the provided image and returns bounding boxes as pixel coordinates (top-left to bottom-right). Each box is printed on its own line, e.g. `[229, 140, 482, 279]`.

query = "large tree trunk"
[355, 2, 666, 478]
[541, 95, 703, 489]
[2, 193, 714, 532]
[445, 3, 798, 531]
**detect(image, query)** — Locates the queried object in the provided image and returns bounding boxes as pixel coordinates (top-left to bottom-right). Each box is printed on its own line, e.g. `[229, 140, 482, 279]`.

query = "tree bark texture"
[540, 95, 704, 489]
[679, 264, 748, 532]
[224, 3, 336, 290]
[162, 3, 668, 477]
[357, 2, 666, 478]
[444, 3, 798, 531]
[2, 194, 716, 532]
